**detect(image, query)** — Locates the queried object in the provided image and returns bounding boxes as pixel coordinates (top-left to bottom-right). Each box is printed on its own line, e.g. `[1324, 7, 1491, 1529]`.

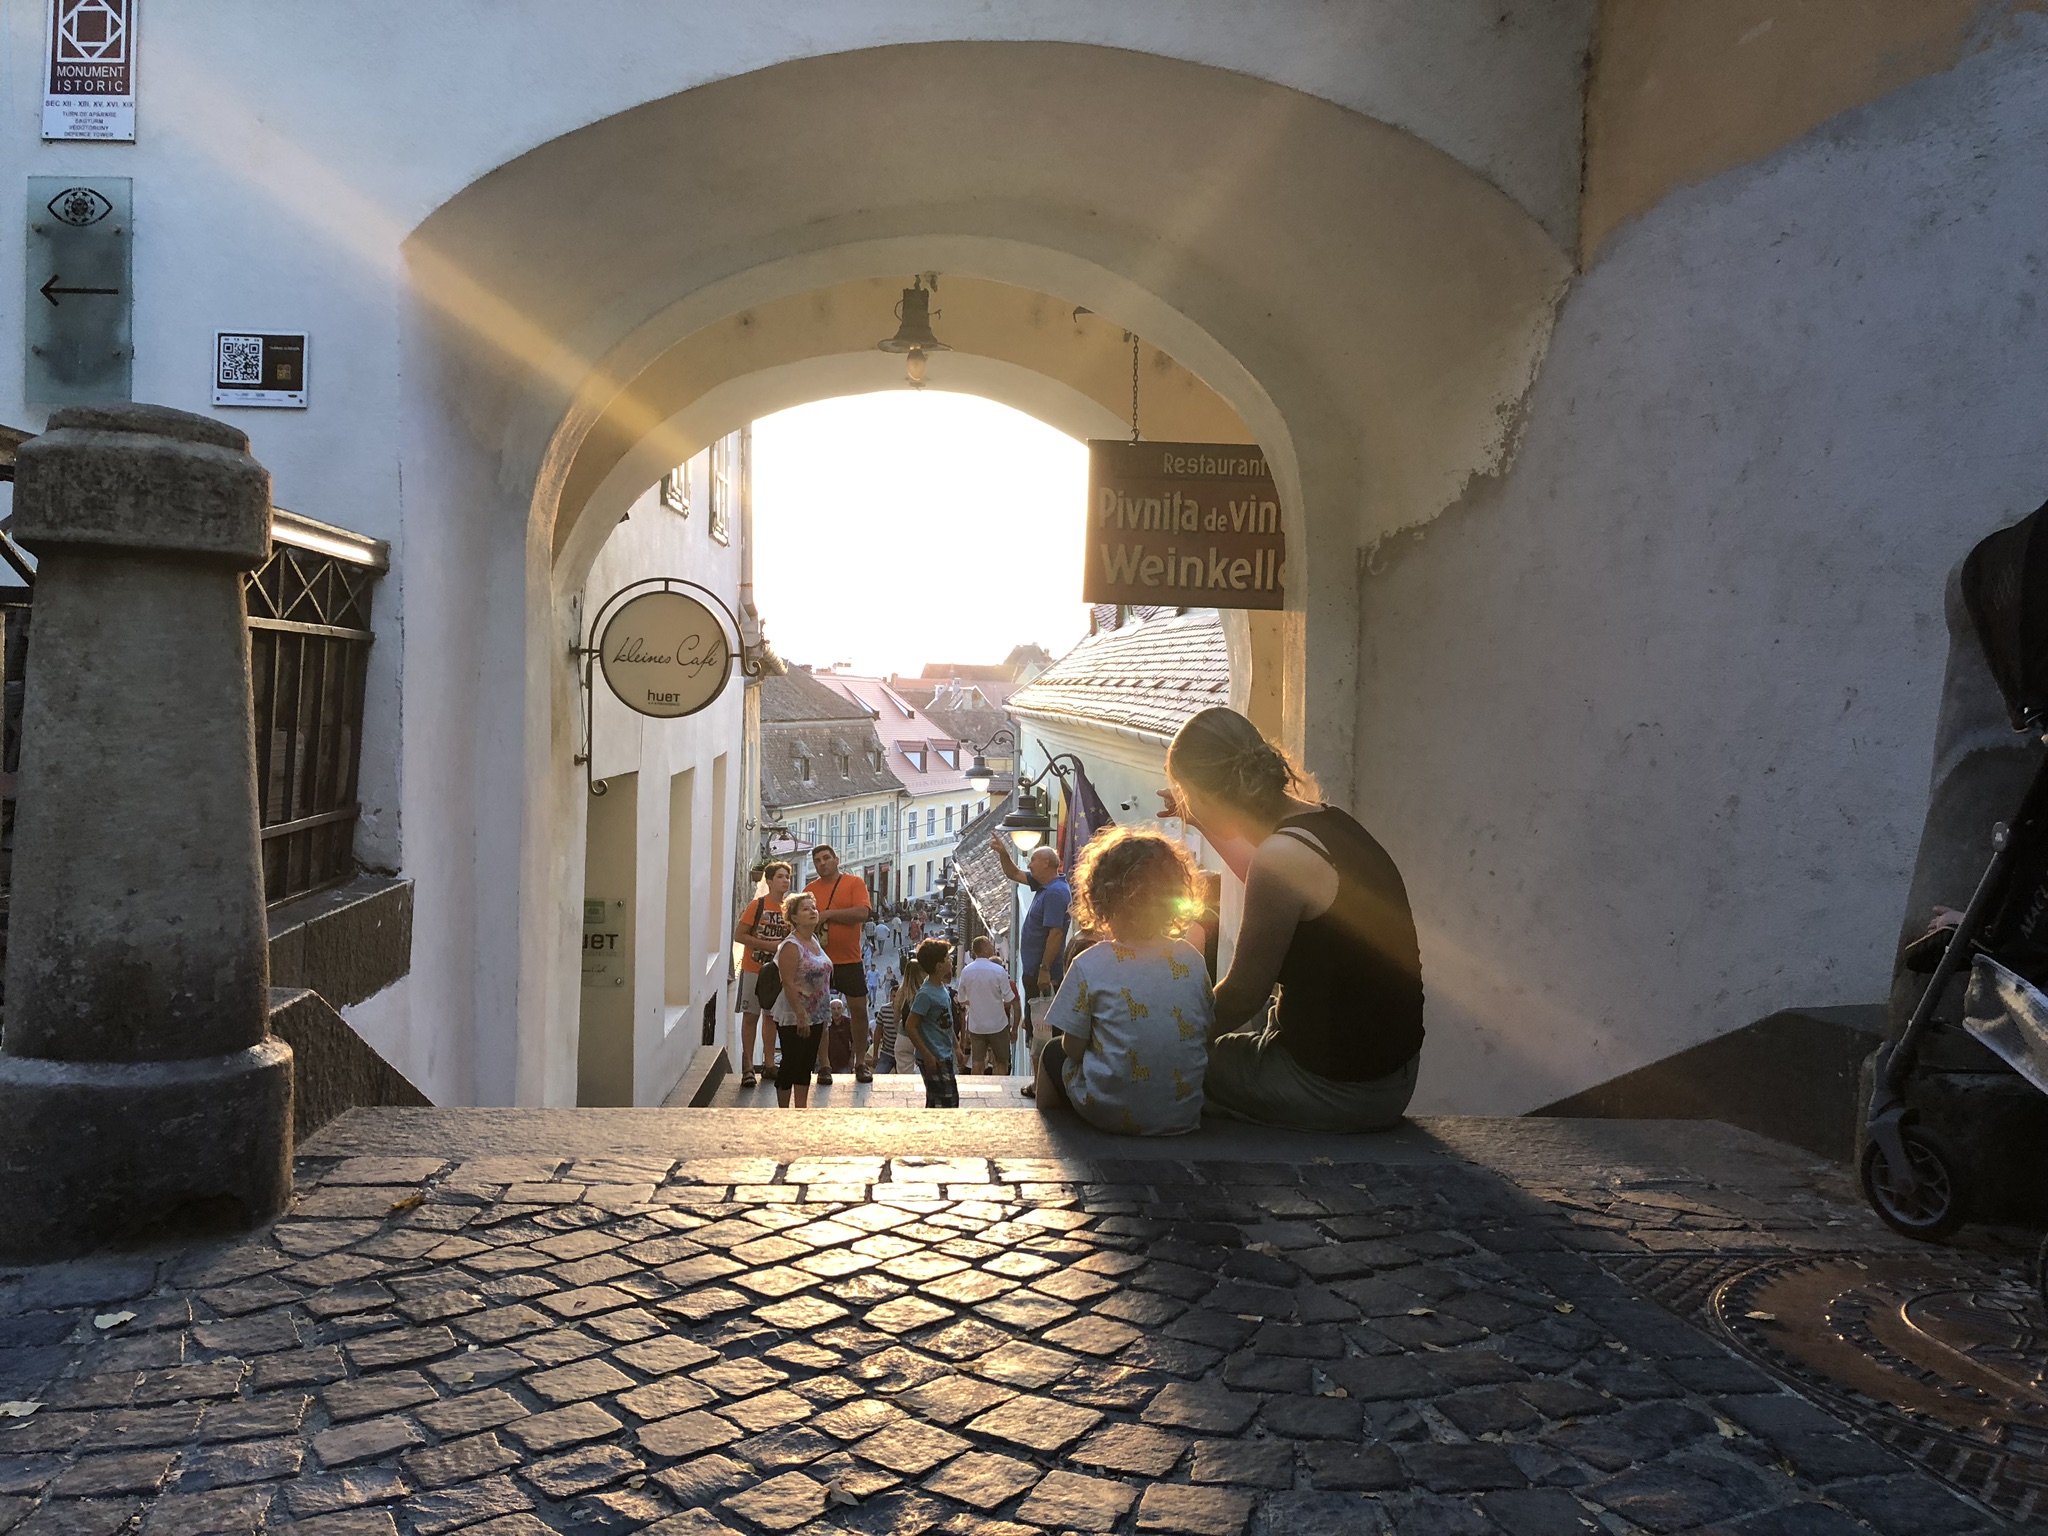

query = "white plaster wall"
[580, 463, 746, 1106]
[1358, 21, 2048, 1115]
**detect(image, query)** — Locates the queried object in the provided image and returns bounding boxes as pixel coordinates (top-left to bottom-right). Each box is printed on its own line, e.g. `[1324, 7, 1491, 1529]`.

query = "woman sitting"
[1165, 707, 1423, 1132]
[1034, 827, 1214, 1136]
[770, 891, 832, 1109]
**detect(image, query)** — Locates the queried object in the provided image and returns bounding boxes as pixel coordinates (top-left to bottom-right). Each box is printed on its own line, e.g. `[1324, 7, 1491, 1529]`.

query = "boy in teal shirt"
[907, 939, 960, 1109]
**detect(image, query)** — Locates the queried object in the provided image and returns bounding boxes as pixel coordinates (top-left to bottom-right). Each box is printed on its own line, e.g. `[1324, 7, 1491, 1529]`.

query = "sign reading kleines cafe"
[596, 588, 731, 719]
[1083, 440, 1284, 611]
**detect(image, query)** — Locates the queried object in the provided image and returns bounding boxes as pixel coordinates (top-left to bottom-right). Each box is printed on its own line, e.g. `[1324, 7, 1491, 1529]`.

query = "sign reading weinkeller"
[1083, 441, 1284, 610]
[597, 588, 731, 719]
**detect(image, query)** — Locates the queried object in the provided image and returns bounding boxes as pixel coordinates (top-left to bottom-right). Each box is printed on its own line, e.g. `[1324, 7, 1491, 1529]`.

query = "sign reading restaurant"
[1083, 440, 1284, 611]
[43, 0, 136, 142]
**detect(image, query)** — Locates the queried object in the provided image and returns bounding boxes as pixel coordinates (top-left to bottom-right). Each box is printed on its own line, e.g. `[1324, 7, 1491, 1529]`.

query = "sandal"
[855, 1064, 874, 1083]
[740, 1068, 757, 1088]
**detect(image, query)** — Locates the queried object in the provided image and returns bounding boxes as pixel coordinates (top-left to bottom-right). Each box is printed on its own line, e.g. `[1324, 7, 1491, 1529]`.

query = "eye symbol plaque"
[596, 589, 731, 719]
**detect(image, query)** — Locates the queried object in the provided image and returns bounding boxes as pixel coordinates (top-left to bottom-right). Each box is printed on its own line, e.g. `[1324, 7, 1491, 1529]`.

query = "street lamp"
[997, 789, 1053, 856]
[965, 726, 1017, 795]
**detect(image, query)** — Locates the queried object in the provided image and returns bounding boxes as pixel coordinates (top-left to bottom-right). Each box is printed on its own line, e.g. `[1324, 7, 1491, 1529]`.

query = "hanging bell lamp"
[878, 278, 948, 388]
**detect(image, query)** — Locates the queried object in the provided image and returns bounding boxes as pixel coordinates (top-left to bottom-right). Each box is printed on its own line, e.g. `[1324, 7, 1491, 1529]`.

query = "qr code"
[217, 335, 263, 384]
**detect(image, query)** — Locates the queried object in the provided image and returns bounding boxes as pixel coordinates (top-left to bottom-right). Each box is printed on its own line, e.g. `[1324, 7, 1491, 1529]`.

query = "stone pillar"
[0, 404, 291, 1260]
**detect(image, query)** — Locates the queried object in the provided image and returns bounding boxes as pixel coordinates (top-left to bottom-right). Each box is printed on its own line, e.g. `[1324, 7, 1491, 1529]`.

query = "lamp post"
[965, 725, 1016, 796]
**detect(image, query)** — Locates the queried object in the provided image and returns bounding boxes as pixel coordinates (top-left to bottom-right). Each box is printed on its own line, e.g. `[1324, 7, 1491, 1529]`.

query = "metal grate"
[244, 517, 385, 907]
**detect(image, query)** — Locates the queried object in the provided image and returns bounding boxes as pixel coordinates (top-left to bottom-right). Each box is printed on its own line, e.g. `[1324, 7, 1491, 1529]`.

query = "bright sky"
[751, 392, 1092, 678]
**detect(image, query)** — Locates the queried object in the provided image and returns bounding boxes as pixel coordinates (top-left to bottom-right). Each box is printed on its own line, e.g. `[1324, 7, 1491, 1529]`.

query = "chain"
[1130, 333, 1141, 443]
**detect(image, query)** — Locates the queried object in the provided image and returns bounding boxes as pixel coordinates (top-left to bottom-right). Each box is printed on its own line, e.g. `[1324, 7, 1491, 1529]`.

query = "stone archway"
[398, 41, 1570, 1104]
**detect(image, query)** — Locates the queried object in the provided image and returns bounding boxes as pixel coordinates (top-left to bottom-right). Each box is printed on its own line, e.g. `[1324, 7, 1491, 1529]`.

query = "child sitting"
[906, 939, 961, 1109]
[1034, 827, 1213, 1135]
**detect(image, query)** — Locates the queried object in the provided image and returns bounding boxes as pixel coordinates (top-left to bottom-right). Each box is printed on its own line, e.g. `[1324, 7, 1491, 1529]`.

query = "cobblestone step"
[0, 1117, 2012, 1535]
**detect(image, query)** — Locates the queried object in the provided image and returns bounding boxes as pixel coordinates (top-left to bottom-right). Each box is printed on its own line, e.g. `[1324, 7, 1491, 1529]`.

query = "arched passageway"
[396, 42, 1569, 1104]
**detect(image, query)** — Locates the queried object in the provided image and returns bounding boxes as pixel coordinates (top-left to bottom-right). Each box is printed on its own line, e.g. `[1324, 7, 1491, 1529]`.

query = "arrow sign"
[40, 274, 120, 306]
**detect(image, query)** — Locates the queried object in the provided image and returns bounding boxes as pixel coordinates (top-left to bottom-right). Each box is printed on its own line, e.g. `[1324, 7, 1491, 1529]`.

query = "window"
[867, 747, 882, 771]
[977, 799, 987, 818]
[935, 745, 957, 769]
[805, 818, 818, 845]
[926, 808, 936, 839]
[794, 754, 810, 781]
[944, 807, 953, 835]
[836, 751, 850, 777]
[708, 433, 734, 545]
[864, 808, 876, 843]
[959, 802, 969, 829]
[903, 746, 924, 772]
[880, 805, 893, 835]
[660, 463, 690, 515]
[906, 866, 916, 896]
[926, 860, 934, 890]
[828, 813, 842, 846]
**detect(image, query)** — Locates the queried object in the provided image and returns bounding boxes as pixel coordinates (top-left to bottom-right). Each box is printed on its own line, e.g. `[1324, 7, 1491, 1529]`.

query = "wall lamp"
[996, 750, 1090, 857]
[965, 726, 1017, 794]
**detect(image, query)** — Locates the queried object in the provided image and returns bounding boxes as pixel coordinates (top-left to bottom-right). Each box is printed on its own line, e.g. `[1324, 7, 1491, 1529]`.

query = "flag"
[1058, 763, 1115, 872]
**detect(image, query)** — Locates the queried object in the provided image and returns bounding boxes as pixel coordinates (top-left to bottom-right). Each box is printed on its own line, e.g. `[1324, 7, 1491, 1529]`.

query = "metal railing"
[247, 510, 387, 906]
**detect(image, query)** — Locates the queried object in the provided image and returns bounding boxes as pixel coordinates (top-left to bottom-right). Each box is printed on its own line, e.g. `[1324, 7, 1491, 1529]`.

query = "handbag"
[754, 958, 783, 1012]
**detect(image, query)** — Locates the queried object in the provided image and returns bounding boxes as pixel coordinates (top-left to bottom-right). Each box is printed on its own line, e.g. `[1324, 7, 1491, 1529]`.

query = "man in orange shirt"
[805, 845, 875, 1083]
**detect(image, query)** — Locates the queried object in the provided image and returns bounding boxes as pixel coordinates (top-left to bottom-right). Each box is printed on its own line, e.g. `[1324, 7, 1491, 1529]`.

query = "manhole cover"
[1713, 1256, 2048, 1520]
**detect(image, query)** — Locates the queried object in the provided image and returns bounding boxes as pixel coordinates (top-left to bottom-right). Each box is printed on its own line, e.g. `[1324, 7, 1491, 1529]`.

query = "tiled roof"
[816, 674, 973, 794]
[760, 718, 903, 810]
[761, 667, 872, 723]
[1008, 610, 1229, 740]
[953, 793, 1015, 950]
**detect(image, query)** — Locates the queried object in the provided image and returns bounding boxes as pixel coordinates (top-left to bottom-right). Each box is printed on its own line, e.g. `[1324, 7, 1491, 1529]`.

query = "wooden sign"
[1082, 441, 1284, 610]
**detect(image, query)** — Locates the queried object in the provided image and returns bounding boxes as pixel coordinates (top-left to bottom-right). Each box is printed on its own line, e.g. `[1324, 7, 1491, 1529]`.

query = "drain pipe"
[737, 424, 762, 661]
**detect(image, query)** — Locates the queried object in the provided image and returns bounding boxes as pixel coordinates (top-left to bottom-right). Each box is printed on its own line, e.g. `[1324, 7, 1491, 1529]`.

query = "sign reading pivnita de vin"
[1083, 441, 1284, 611]
[43, 0, 136, 142]
[596, 588, 732, 719]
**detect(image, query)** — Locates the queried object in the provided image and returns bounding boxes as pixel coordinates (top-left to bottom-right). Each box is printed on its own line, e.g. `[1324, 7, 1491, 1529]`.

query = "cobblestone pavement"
[0, 1129, 2014, 1536]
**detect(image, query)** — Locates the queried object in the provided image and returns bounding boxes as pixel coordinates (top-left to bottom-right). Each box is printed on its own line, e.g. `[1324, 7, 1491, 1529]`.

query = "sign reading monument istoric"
[1083, 440, 1285, 610]
[596, 588, 732, 719]
[43, 0, 136, 142]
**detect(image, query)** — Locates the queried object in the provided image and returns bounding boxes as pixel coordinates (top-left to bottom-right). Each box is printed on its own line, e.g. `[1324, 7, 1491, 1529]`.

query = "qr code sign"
[217, 335, 264, 385]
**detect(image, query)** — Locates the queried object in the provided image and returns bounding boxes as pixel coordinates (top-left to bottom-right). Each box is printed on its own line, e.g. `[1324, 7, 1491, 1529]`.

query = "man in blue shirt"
[995, 843, 1071, 1049]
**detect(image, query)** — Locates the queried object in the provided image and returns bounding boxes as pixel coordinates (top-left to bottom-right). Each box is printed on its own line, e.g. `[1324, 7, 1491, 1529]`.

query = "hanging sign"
[213, 332, 308, 407]
[596, 587, 731, 718]
[1082, 441, 1284, 611]
[43, 0, 136, 142]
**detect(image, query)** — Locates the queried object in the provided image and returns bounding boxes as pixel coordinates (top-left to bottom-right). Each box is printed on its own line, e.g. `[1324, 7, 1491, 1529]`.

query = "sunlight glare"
[752, 392, 1093, 678]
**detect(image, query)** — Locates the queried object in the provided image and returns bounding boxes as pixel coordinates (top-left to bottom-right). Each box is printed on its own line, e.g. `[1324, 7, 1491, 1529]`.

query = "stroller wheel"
[1860, 1126, 1966, 1241]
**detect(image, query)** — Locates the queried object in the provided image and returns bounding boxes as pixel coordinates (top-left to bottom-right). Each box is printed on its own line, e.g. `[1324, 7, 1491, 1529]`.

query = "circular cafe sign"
[597, 589, 732, 719]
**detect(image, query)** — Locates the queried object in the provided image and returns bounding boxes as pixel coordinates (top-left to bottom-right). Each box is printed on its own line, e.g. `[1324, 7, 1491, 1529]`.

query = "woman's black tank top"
[1271, 807, 1424, 1082]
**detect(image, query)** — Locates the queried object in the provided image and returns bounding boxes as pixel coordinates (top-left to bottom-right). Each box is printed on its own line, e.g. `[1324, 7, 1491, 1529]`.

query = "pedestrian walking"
[805, 845, 876, 1084]
[874, 969, 903, 1073]
[905, 938, 960, 1108]
[994, 840, 1072, 1096]
[732, 862, 792, 1088]
[956, 936, 1016, 1075]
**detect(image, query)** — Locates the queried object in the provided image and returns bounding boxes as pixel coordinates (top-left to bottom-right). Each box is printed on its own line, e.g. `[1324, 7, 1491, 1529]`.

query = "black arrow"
[40, 274, 120, 306]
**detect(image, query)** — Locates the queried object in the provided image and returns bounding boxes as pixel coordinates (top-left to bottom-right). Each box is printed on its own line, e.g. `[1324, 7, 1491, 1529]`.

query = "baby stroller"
[1863, 501, 2048, 1252]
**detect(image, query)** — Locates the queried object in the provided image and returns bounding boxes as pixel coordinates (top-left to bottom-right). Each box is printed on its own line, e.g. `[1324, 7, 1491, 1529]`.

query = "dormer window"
[934, 744, 957, 769]
[795, 755, 811, 780]
[867, 748, 882, 771]
[903, 746, 925, 772]
[836, 751, 850, 777]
